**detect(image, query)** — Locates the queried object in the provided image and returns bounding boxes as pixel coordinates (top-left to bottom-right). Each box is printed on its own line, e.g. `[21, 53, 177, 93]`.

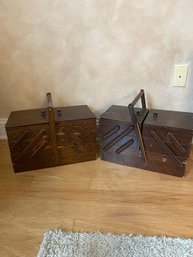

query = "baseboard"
[0, 119, 7, 139]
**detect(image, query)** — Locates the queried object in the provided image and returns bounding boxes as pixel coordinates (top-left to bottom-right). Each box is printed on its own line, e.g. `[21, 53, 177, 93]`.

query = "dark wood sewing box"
[6, 93, 96, 172]
[100, 90, 193, 177]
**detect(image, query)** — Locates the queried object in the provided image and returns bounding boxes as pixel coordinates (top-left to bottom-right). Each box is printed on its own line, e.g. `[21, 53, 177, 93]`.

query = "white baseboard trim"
[0, 119, 7, 139]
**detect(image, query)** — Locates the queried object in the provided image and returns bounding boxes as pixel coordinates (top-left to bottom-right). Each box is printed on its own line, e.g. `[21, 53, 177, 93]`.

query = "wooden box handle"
[128, 89, 147, 164]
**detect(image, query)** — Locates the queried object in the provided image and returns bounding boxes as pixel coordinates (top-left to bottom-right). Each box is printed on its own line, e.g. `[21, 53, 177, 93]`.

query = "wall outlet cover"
[172, 64, 189, 87]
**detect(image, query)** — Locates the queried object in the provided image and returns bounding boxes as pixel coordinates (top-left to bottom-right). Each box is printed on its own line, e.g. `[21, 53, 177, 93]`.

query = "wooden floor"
[0, 140, 193, 257]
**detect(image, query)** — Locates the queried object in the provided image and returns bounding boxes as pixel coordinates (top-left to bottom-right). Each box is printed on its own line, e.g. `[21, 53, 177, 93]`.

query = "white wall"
[0, 0, 193, 120]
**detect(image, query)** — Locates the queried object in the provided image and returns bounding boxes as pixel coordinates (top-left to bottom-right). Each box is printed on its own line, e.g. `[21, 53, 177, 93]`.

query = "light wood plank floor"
[0, 140, 193, 257]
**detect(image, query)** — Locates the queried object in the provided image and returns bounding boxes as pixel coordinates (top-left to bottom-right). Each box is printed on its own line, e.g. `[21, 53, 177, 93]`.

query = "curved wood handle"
[128, 89, 146, 109]
[128, 89, 147, 164]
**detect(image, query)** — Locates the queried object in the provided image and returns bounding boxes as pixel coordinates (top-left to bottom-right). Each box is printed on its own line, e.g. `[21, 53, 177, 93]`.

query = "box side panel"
[101, 148, 185, 177]
[100, 118, 186, 177]
[56, 118, 96, 165]
[143, 125, 192, 158]
[6, 124, 54, 172]
[100, 118, 140, 165]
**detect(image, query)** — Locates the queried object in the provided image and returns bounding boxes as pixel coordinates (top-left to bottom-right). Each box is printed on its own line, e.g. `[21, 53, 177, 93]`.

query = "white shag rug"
[37, 230, 193, 257]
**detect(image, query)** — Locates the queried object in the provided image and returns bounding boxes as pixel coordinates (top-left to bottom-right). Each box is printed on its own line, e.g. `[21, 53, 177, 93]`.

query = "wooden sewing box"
[6, 93, 96, 172]
[100, 90, 193, 177]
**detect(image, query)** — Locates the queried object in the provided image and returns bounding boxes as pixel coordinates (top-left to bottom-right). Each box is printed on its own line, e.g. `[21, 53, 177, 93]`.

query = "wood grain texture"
[6, 104, 96, 172]
[0, 140, 193, 257]
[100, 107, 193, 177]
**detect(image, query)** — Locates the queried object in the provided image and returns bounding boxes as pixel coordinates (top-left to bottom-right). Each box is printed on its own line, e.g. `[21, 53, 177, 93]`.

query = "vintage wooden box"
[6, 93, 96, 172]
[100, 90, 193, 177]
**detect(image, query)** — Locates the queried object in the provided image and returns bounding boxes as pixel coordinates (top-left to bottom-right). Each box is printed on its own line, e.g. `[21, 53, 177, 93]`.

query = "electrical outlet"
[172, 64, 189, 87]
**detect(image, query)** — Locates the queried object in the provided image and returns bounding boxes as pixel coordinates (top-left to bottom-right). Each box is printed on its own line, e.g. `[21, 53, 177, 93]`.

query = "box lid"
[144, 109, 193, 131]
[100, 105, 148, 123]
[6, 105, 95, 128]
[6, 108, 49, 128]
[54, 105, 95, 122]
